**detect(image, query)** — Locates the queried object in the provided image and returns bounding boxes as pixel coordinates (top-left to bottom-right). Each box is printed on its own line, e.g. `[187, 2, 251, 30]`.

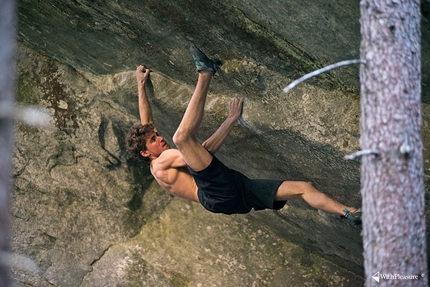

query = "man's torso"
[150, 150, 199, 203]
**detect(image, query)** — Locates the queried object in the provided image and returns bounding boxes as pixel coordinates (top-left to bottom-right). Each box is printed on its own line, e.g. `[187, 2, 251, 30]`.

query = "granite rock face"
[10, 0, 430, 286]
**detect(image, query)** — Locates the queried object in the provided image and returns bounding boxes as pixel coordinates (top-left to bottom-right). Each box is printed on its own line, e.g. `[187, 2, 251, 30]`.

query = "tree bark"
[0, 0, 16, 285]
[360, 0, 427, 286]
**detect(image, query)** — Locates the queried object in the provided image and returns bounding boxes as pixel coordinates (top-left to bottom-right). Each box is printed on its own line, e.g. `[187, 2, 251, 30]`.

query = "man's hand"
[136, 65, 150, 84]
[228, 97, 244, 121]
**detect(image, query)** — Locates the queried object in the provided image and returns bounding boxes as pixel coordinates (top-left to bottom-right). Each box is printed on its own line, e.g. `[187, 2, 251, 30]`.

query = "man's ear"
[140, 150, 150, 158]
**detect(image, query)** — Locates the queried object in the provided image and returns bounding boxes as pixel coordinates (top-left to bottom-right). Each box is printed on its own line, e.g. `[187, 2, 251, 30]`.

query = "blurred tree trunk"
[0, 0, 16, 285]
[360, 0, 427, 286]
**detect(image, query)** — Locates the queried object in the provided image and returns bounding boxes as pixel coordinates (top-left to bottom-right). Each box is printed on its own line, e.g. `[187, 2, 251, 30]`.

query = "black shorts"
[188, 156, 286, 215]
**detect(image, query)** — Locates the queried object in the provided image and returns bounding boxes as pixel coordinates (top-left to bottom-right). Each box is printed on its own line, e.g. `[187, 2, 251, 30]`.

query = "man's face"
[142, 131, 170, 159]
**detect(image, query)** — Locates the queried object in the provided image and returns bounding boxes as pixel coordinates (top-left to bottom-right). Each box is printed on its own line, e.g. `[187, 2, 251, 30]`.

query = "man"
[126, 44, 361, 224]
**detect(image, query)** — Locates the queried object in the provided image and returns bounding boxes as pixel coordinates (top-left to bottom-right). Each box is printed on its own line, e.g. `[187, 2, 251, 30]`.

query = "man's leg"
[173, 71, 214, 171]
[275, 181, 357, 216]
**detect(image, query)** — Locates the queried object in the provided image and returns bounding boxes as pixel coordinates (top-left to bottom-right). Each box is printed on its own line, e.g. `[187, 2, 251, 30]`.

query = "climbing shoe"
[343, 208, 362, 225]
[189, 44, 220, 74]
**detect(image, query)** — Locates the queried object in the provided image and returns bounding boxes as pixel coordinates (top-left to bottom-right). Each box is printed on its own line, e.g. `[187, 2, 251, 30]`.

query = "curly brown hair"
[125, 123, 157, 162]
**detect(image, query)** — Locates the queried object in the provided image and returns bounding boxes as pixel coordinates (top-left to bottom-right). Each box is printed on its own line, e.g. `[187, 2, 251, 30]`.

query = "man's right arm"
[202, 97, 244, 153]
[136, 65, 153, 125]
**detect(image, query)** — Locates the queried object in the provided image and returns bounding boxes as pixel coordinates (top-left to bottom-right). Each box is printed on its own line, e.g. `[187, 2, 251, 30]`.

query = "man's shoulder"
[159, 148, 181, 158]
[152, 148, 182, 169]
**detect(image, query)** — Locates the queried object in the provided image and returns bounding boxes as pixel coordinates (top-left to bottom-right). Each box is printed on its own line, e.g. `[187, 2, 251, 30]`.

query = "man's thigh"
[176, 137, 213, 172]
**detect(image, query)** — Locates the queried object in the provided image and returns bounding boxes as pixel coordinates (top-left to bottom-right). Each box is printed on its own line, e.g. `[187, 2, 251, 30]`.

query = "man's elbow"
[202, 141, 216, 154]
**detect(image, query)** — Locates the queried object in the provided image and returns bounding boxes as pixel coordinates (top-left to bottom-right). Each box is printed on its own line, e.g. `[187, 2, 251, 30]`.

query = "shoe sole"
[189, 44, 217, 73]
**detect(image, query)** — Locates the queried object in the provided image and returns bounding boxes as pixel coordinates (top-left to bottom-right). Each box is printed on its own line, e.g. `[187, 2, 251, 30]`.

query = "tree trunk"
[0, 0, 16, 285]
[360, 0, 427, 286]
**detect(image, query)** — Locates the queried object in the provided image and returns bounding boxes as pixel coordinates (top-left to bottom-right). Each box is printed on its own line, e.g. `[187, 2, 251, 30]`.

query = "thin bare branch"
[344, 149, 379, 160]
[283, 59, 366, 94]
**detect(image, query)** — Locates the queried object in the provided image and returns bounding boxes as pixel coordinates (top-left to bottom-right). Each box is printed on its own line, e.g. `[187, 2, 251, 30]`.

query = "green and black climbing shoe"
[189, 44, 220, 75]
[343, 208, 362, 225]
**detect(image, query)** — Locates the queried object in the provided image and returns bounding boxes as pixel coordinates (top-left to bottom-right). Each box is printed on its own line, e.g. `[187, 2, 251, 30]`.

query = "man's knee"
[173, 130, 193, 147]
[297, 181, 315, 194]
[276, 181, 314, 201]
[173, 131, 185, 146]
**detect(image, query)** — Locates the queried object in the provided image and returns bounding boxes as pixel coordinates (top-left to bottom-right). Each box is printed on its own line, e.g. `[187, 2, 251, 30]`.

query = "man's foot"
[343, 208, 362, 225]
[189, 44, 220, 74]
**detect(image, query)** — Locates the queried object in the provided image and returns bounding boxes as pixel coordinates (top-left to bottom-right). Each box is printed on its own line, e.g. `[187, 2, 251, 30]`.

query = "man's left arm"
[202, 97, 243, 154]
[136, 65, 153, 125]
